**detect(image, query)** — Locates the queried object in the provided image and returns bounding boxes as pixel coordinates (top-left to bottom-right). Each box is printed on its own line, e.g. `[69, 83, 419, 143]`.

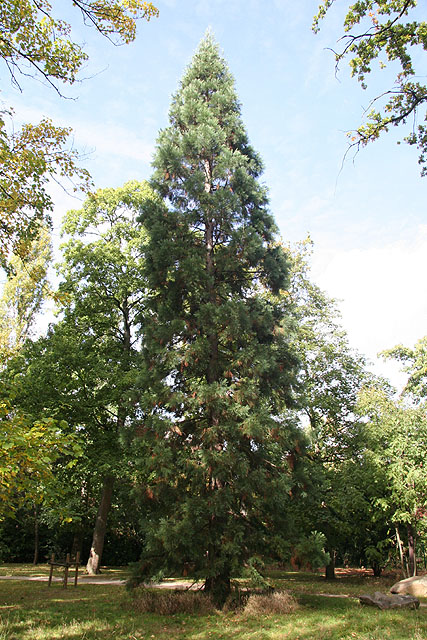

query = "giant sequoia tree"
[134, 35, 298, 606]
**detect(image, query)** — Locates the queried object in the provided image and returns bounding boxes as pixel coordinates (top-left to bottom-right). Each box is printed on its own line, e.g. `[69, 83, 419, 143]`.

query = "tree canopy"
[0, 226, 51, 360]
[357, 384, 427, 576]
[382, 336, 427, 402]
[0, 395, 82, 521]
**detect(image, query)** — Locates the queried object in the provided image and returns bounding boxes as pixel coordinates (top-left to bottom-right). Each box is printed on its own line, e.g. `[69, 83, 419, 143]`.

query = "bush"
[292, 531, 330, 571]
[132, 589, 216, 615]
[243, 590, 298, 616]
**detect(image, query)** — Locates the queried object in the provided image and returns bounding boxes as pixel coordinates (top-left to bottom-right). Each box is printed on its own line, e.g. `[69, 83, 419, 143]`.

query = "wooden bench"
[48, 552, 80, 588]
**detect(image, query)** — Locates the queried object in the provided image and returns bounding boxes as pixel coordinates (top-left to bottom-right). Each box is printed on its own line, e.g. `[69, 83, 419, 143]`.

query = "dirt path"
[0, 575, 198, 588]
[0, 575, 125, 585]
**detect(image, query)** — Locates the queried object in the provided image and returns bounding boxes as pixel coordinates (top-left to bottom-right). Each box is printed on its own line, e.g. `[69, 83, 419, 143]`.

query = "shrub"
[132, 589, 216, 615]
[243, 590, 298, 616]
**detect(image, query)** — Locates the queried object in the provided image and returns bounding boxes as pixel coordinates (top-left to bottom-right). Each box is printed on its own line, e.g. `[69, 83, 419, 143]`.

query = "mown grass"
[268, 568, 400, 597]
[0, 564, 130, 581]
[0, 567, 426, 639]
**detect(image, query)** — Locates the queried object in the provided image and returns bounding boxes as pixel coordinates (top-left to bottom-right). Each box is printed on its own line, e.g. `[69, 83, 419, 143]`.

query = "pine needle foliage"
[134, 34, 299, 607]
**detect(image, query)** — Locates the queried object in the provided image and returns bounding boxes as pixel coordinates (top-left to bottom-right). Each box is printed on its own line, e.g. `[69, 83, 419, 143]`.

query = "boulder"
[390, 575, 427, 598]
[359, 591, 419, 610]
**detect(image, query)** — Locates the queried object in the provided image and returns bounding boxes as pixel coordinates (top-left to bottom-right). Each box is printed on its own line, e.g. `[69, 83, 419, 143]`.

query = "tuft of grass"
[242, 590, 298, 616]
[132, 588, 216, 615]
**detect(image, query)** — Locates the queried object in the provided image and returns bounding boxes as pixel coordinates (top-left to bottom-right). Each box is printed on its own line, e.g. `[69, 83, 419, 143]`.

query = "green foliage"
[4, 181, 155, 561]
[133, 34, 299, 606]
[314, 1, 427, 174]
[243, 557, 272, 591]
[358, 385, 427, 529]
[1, 0, 159, 89]
[0, 225, 52, 359]
[0, 114, 91, 270]
[294, 532, 330, 571]
[0, 394, 82, 520]
[0, 0, 158, 266]
[284, 238, 369, 450]
[282, 240, 393, 574]
[382, 335, 427, 402]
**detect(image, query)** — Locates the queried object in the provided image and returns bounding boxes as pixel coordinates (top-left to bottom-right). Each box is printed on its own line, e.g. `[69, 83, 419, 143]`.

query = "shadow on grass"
[0, 576, 426, 640]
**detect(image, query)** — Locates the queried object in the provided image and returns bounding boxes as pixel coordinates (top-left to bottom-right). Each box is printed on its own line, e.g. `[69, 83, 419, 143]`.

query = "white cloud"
[312, 226, 427, 389]
[72, 121, 154, 164]
[5, 101, 154, 166]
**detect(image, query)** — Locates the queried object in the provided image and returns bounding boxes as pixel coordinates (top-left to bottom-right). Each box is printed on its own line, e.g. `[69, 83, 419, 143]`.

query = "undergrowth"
[242, 590, 299, 616]
[132, 589, 215, 614]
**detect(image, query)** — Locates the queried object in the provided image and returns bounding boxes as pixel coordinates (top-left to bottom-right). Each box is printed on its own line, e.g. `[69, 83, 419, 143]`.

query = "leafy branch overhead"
[1, 0, 159, 90]
[0, 1, 158, 268]
[0, 113, 91, 270]
[314, 1, 427, 174]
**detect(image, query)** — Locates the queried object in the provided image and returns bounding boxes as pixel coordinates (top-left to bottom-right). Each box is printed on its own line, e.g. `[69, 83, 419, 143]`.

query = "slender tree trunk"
[396, 526, 408, 578]
[71, 528, 83, 559]
[407, 523, 417, 577]
[33, 503, 39, 565]
[86, 475, 114, 574]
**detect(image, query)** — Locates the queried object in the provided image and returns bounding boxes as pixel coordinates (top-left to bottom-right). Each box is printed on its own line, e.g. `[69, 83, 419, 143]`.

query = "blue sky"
[3, 0, 427, 387]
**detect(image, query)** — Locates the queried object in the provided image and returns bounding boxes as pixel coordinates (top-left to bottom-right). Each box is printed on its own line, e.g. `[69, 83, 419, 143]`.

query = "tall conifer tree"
[136, 34, 299, 605]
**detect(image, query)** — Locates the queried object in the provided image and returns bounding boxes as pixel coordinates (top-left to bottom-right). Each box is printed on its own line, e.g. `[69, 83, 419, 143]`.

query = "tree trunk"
[33, 503, 39, 565]
[71, 528, 83, 559]
[325, 550, 336, 580]
[86, 475, 114, 575]
[204, 572, 231, 608]
[407, 523, 417, 577]
[395, 526, 409, 578]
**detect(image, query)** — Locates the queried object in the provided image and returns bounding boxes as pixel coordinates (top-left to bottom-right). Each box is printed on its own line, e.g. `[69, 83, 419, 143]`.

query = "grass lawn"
[0, 566, 426, 639]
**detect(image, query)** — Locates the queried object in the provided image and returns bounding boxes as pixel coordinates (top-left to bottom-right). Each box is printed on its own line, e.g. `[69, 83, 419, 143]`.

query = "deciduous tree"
[357, 385, 427, 576]
[0, 396, 82, 521]
[59, 180, 154, 574]
[10, 181, 156, 573]
[284, 239, 380, 578]
[1, 1, 159, 90]
[382, 336, 427, 402]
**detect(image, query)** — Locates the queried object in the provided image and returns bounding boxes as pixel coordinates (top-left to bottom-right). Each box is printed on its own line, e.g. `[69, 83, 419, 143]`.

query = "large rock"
[390, 575, 427, 598]
[359, 591, 420, 610]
